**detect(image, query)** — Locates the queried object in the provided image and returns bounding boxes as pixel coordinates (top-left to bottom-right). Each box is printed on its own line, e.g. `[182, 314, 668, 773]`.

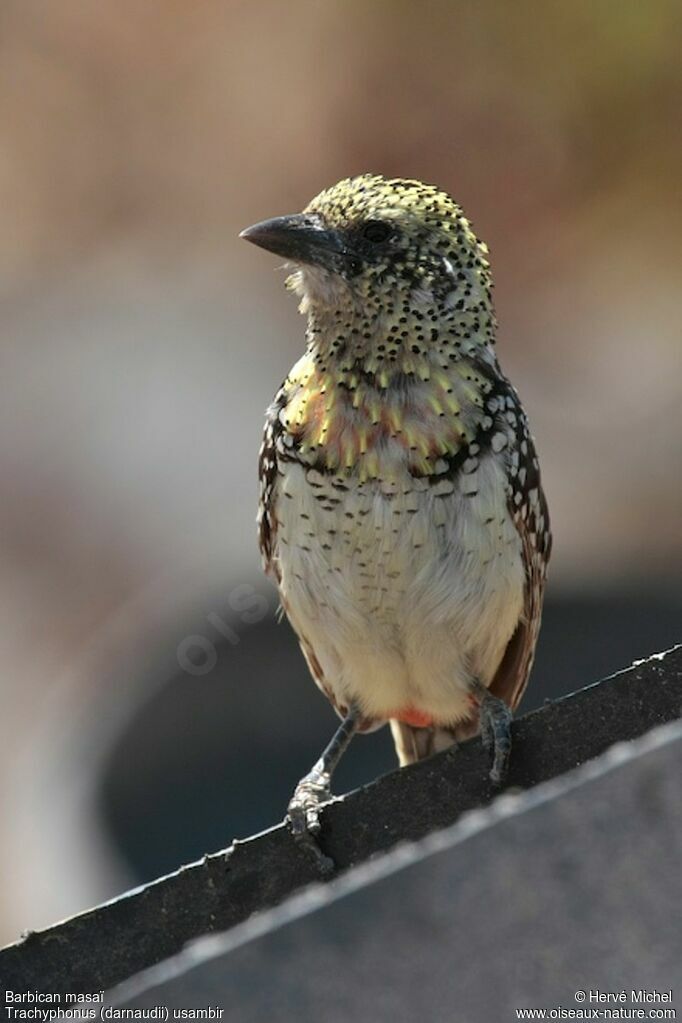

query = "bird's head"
[241, 174, 493, 324]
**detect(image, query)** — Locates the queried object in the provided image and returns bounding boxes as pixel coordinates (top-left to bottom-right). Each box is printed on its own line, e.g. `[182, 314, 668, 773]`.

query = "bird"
[241, 174, 551, 873]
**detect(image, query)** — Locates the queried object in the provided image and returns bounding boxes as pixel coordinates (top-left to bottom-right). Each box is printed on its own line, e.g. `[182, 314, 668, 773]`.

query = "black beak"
[240, 214, 346, 270]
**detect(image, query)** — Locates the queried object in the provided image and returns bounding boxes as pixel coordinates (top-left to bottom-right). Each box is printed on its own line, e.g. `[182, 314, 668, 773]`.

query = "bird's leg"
[287, 705, 360, 876]
[473, 680, 512, 785]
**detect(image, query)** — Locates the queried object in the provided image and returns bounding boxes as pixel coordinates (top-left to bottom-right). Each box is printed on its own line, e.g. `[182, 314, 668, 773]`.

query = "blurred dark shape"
[4, 647, 679, 998]
[99, 587, 682, 883]
[109, 721, 682, 1019]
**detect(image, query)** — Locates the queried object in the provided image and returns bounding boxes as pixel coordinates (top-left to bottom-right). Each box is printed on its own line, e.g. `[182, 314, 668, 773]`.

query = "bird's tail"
[389, 716, 480, 766]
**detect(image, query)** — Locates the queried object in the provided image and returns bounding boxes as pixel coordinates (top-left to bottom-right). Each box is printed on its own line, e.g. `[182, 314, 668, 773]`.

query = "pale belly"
[273, 453, 525, 726]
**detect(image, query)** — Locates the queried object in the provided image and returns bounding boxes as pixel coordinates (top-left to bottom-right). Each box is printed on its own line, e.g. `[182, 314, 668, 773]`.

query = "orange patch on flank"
[304, 389, 326, 428]
[392, 706, 435, 728]
[299, 389, 347, 445]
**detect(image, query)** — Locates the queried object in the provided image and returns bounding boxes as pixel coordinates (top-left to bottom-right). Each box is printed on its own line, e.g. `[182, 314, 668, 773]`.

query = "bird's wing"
[257, 394, 284, 577]
[490, 427, 552, 711]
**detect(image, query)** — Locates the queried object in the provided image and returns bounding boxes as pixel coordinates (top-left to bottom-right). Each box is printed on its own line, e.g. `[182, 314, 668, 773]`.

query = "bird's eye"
[362, 221, 392, 244]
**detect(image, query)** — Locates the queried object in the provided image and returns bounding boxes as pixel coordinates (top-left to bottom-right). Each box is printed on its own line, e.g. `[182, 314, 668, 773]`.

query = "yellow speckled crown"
[305, 174, 463, 226]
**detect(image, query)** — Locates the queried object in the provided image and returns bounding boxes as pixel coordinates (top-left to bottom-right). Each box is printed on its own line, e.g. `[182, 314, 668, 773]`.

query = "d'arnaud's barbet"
[241, 175, 551, 872]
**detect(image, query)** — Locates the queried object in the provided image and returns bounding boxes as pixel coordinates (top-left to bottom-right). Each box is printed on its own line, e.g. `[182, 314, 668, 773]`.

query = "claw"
[480, 713, 494, 752]
[285, 706, 360, 876]
[287, 769, 335, 876]
[478, 690, 512, 785]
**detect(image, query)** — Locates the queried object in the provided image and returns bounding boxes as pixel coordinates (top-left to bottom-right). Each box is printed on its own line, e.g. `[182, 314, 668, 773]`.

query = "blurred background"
[0, 0, 680, 947]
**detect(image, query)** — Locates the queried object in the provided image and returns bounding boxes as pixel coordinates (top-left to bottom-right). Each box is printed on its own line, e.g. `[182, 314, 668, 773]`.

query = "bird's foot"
[287, 767, 335, 876]
[479, 691, 512, 785]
